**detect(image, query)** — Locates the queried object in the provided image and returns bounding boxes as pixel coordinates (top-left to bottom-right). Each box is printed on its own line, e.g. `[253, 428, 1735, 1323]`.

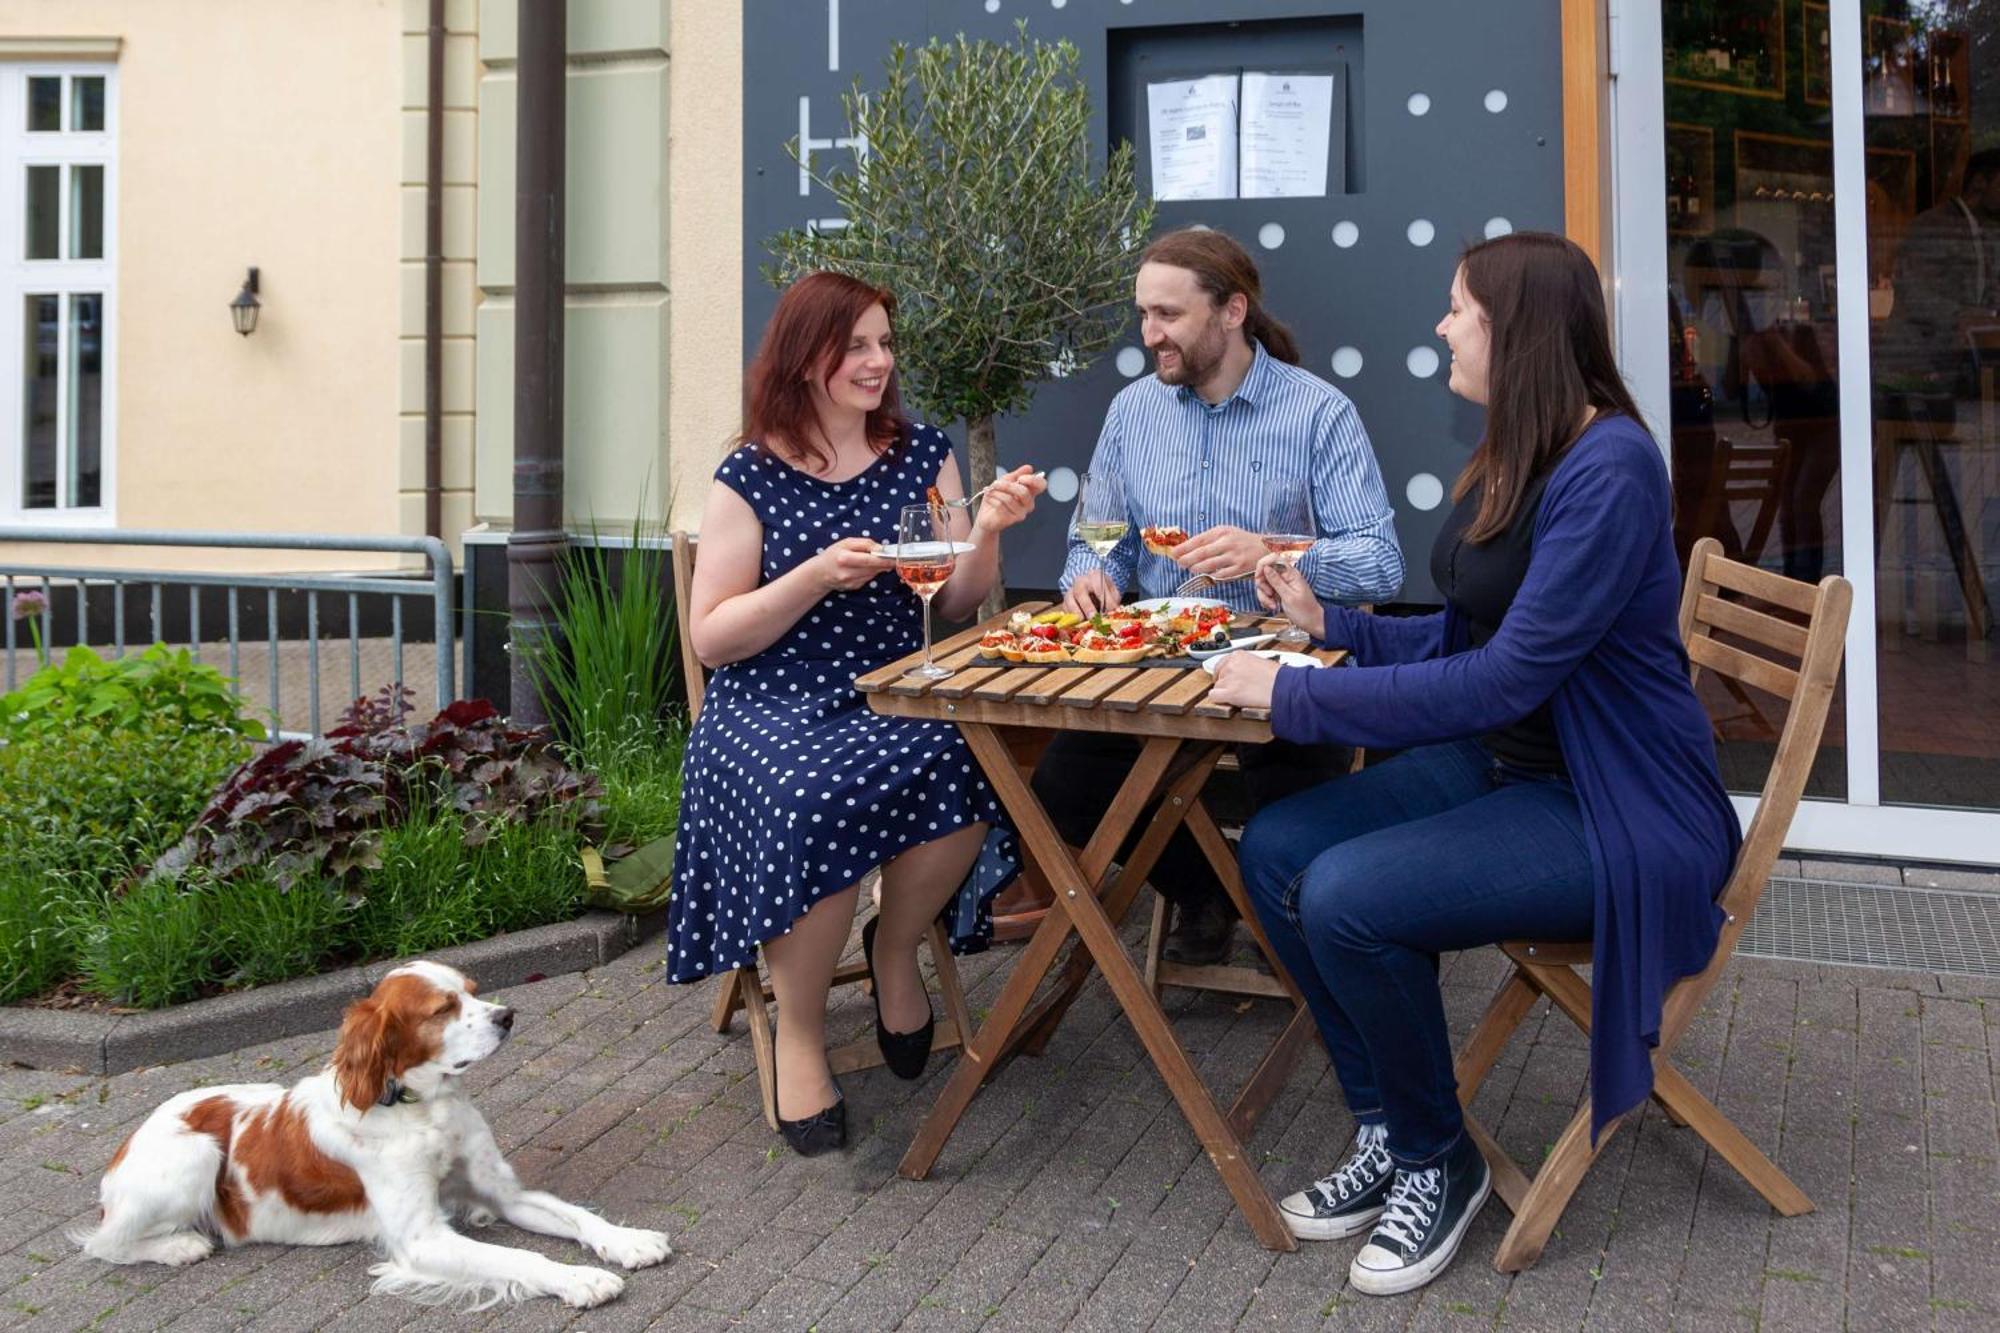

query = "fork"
[1172, 573, 1217, 598]
[942, 470, 1047, 509]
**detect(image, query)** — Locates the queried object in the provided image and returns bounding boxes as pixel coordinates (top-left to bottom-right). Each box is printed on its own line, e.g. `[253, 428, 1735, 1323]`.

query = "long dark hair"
[1453, 232, 1646, 542]
[741, 270, 908, 472]
[1137, 228, 1301, 365]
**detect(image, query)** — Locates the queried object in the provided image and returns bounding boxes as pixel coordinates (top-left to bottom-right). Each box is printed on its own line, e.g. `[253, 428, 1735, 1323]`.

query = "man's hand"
[1206, 651, 1282, 710]
[1063, 569, 1122, 617]
[1174, 525, 1269, 582]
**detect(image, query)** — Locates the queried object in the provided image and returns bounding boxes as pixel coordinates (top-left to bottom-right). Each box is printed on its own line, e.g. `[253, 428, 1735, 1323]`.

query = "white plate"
[1127, 596, 1231, 614]
[1201, 649, 1322, 675]
[871, 541, 976, 560]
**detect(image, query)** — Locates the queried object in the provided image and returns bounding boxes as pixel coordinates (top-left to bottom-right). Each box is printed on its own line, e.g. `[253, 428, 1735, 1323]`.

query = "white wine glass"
[1071, 470, 1129, 558]
[1261, 486, 1316, 646]
[897, 503, 957, 680]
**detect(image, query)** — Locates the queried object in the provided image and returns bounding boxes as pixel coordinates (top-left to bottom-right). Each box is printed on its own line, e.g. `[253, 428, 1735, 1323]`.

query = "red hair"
[742, 271, 908, 471]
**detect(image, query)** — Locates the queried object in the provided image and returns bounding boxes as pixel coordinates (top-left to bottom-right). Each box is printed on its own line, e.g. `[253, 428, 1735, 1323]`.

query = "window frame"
[1, 62, 116, 527]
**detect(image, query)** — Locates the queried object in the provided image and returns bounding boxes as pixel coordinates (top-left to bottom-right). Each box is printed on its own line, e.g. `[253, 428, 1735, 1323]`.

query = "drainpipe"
[423, 0, 444, 539]
[507, 0, 567, 725]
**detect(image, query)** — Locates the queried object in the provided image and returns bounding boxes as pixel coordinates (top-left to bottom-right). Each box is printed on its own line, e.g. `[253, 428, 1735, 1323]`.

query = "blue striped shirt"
[1059, 340, 1405, 612]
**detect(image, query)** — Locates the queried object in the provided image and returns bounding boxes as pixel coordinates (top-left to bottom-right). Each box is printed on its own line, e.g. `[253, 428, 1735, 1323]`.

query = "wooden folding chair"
[1453, 536, 1852, 1272]
[671, 532, 978, 1130]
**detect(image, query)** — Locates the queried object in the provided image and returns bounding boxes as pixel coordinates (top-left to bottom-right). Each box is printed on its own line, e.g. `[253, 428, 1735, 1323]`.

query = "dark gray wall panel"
[743, 0, 1566, 601]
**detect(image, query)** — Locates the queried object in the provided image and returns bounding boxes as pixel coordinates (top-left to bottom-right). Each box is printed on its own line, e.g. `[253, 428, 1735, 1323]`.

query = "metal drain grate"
[1738, 877, 2000, 977]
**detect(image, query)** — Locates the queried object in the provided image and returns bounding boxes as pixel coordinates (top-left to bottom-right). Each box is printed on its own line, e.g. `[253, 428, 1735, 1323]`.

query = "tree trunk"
[966, 413, 1006, 621]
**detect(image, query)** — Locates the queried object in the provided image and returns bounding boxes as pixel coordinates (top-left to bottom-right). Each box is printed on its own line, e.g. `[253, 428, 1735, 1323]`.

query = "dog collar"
[377, 1079, 420, 1108]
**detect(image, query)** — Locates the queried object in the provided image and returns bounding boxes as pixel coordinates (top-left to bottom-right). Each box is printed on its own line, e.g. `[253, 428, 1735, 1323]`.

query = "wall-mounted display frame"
[1865, 16, 1916, 117]
[1735, 129, 1834, 210]
[1803, 3, 1831, 107]
[1925, 28, 1969, 123]
[1667, 122, 1716, 237]
[1665, 0, 1784, 100]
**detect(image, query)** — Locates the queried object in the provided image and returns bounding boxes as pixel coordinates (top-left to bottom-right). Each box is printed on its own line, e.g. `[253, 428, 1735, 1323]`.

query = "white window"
[0, 64, 114, 523]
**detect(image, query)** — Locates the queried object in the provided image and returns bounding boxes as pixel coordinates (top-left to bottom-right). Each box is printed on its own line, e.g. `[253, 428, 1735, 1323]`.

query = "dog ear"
[332, 993, 393, 1112]
[462, 976, 478, 995]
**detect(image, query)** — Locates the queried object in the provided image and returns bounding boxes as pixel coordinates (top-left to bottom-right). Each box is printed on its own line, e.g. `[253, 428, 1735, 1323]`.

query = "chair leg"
[1652, 1065, 1813, 1216]
[1652, 1088, 1691, 1128]
[709, 966, 746, 1034]
[1454, 969, 1538, 1102]
[738, 967, 779, 1131]
[1493, 1099, 1616, 1273]
[1143, 890, 1169, 1000]
[928, 920, 976, 1055]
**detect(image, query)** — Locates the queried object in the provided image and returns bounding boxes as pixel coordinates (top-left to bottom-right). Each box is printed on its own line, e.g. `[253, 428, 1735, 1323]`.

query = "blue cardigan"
[1271, 414, 1739, 1142]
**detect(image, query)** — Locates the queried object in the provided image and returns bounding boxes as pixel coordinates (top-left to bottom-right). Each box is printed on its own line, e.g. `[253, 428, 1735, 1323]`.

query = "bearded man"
[1034, 227, 1403, 965]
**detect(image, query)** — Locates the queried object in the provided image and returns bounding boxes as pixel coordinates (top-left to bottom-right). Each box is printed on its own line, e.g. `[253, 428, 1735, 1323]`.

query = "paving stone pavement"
[3, 920, 1996, 1332]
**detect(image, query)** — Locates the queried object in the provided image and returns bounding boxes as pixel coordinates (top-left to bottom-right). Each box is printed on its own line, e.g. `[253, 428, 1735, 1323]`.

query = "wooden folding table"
[856, 603, 1346, 1251]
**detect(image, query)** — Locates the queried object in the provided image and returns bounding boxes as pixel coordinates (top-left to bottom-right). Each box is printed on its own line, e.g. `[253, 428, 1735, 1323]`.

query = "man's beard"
[1154, 317, 1229, 386]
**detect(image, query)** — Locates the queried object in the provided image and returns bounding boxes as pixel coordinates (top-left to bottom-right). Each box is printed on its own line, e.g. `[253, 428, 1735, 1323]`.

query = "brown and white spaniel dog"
[73, 961, 670, 1309]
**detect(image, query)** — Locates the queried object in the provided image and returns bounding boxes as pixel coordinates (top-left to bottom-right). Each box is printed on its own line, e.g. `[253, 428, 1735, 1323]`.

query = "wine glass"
[1070, 470, 1129, 559]
[1261, 486, 1316, 646]
[897, 503, 957, 680]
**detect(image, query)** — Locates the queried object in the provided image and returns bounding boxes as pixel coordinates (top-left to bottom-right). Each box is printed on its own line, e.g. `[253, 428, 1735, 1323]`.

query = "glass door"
[1613, 0, 2000, 862]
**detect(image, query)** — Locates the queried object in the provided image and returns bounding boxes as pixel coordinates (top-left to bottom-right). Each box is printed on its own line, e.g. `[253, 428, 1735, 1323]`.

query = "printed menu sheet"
[1146, 74, 1240, 201]
[1239, 71, 1337, 199]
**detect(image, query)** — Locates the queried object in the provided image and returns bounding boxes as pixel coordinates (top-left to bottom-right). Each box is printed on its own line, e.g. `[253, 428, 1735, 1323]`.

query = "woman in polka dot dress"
[671, 271, 1046, 1156]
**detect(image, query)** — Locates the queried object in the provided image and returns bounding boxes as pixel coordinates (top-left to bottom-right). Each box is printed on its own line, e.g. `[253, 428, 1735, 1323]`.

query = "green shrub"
[209, 872, 352, 990]
[78, 877, 220, 1009]
[0, 643, 266, 742]
[0, 871, 88, 1004]
[593, 719, 687, 850]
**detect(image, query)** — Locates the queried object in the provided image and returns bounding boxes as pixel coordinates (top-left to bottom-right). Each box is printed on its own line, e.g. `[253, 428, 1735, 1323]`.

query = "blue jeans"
[1239, 738, 1594, 1168]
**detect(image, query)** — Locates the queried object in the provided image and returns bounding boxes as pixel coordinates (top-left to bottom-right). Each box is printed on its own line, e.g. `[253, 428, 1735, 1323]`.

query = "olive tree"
[767, 24, 1155, 609]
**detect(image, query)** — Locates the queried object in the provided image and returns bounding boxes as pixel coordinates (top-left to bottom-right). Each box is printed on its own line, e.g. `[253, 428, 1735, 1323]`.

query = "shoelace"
[1309, 1127, 1390, 1208]
[1370, 1167, 1442, 1251]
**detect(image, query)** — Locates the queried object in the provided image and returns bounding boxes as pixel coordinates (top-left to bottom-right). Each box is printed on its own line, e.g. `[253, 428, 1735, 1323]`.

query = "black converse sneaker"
[1277, 1122, 1394, 1241]
[1348, 1132, 1491, 1296]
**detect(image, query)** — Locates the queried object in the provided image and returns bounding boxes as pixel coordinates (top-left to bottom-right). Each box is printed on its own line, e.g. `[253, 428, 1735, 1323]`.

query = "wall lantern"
[229, 267, 261, 337]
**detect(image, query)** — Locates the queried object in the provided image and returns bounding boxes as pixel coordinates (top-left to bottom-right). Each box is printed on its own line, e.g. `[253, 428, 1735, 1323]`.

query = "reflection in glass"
[72, 76, 105, 132]
[1661, 15, 1846, 800]
[23, 295, 58, 509]
[70, 165, 103, 260]
[25, 166, 59, 260]
[69, 294, 102, 508]
[1866, 0, 2000, 811]
[27, 76, 59, 132]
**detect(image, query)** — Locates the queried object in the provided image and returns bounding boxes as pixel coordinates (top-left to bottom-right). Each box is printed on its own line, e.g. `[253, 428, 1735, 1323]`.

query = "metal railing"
[0, 529, 455, 739]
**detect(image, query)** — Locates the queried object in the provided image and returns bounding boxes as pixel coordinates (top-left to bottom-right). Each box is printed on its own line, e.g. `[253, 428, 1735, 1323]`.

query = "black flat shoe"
[862, 916, 935, 1080]
[773, 1040, 846, 1157]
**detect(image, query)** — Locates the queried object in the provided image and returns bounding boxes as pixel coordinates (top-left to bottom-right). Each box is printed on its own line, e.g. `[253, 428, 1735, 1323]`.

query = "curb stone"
[0, 909, 667, 1076]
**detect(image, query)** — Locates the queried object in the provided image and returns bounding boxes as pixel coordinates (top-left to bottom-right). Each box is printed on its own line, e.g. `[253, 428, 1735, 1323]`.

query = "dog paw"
[554, 1265, 624, 1309]
[150, 1234, 215, 1267]
[593, 1227, 672, 1270]
[462, 1205, 497, 1228]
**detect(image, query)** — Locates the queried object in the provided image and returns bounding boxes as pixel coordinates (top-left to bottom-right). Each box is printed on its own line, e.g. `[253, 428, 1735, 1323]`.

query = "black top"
[1429, 469, 1567, 774]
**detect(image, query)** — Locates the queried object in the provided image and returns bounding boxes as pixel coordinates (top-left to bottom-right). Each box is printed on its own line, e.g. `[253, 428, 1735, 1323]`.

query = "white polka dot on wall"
[1115, 346, 1146, 378]
[1330, 347, 1364, 378]
[1258, 222, 1286, 250]
[1331, 220, 1360, 248]
[1406, 219, 1435, 248]
[1484, 89, 1509, 113]
[1406, 346, 1441, 379]
[1051, 0, 1066, 8]
[984, 0, 999, 11]
[1484, 217, 1513, 239]
[1407, 92, 1431, 116]
[1046, 467, 1079, 503]
[1406, 473, 1445, 511]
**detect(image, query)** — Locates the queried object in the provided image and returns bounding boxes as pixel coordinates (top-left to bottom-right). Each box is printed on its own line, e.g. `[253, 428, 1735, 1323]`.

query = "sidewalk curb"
[0, 909, 667, 1076]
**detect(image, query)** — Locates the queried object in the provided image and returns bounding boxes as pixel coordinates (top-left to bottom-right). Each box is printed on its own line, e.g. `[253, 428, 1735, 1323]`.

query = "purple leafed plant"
[153, 685, 601, 892]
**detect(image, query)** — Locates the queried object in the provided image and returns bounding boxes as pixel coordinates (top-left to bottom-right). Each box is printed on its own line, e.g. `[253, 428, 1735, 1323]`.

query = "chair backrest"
[1664, 536, 1852, 1041]
[670, 531, 707, 722]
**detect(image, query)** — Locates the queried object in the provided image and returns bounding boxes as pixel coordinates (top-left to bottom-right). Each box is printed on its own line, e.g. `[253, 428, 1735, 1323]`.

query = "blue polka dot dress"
[666, 424, 1020, 984]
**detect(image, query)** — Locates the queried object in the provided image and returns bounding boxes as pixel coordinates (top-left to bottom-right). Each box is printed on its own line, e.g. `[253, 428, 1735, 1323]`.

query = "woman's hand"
[1206, 652, 1283, 710]
[813, 537, 888, 593]
[1254, 557, 1326, 641]
[970, 465, 1046, 537]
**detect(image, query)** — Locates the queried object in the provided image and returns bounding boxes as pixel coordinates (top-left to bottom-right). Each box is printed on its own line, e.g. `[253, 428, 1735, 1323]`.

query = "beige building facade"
[0, 0, 744, 575]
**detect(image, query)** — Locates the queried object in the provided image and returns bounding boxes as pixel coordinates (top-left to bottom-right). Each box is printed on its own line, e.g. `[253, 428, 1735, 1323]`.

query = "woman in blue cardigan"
[1207, 232, 1739, 1295]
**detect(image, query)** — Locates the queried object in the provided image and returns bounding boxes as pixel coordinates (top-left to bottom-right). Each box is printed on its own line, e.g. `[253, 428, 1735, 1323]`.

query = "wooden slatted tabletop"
[855, 602, 1346, 739]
